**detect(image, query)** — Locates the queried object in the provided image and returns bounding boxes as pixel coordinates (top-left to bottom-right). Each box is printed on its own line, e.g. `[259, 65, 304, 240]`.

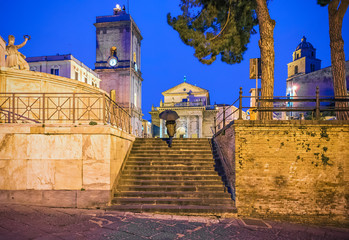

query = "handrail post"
[102, 94, 106, 124]
[12, 93, 15, 123]
[315, 86, 320, 120]
[214, 116, 216, 135]
[72, 93, 76, 123]
[129, 112, 131, 134]
[42, 93, 45, 124]
[238, 87, 243, 120]
[223, 104, 226, 129]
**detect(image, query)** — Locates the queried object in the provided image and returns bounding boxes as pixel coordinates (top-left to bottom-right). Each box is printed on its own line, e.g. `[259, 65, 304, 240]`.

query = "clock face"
[109, 58, 117, 67]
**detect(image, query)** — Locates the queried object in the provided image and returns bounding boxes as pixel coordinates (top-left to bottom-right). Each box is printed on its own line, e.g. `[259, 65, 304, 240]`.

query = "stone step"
[129, 153, 213, 158]
[111, 197, 234, 206]
[110, 138, 234, 216]
[114, 191, 231, 199]
[123, 166, 215, 171]
[116, 185, 225, 192]
[135, 138, 209, 142]
[132, 145, 210, 149]
[121, 170, 218, 176]
[132, 142, 210, 146]
[131, 149, 212, 154]
[127, 156, 214, 161]
[117, 179, 224, 186]
[107, 204, 237, 214]
[120, 175, 222, 181]
[125, 161, 216, 166]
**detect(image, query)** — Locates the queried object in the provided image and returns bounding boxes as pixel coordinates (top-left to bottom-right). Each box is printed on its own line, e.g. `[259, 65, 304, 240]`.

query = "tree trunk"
[328, 0, 349, 120]
[255, 0, 275, 121]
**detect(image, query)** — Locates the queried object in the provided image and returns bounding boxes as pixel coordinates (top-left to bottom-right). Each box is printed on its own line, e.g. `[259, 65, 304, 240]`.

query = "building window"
[84, 77, 87, 83]
[51, 68, 59, 76]
[311, 52, 314, 57]
[310, 64, 315, 72]
[294, 65, 298, 74]
[296, 53, 299, 59]
[75, 72, 79, 80]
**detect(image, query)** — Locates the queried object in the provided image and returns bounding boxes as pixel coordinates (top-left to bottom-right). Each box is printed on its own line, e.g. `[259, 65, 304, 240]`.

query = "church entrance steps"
[110, 138, 236, 215]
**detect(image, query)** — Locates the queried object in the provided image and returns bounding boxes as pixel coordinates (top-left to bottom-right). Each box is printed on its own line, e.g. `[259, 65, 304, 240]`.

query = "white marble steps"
[110, 138, 236, 215]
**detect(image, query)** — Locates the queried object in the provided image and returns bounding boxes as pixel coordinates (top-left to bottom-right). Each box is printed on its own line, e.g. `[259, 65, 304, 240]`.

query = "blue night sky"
[1, 0, 348, 120]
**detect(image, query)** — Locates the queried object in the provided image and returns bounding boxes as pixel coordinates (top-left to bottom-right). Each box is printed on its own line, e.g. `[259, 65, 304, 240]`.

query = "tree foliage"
[167, 0, 258, 65]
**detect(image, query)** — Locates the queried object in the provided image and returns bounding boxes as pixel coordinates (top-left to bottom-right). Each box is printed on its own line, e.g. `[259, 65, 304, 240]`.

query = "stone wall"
[215, 120, 349, 226]
[0, 67, 105, 94]
[0, 124, 135, 208]
[0, 36, 5, 67]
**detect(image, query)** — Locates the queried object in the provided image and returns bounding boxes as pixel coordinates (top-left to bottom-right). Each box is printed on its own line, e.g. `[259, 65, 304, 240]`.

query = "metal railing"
[0, 92, 131, 133]
[213, 87, 349, 135]
[162, 101, 206, 107]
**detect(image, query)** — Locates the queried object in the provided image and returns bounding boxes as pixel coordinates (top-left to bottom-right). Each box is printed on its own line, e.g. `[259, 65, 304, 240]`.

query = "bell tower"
[287, 36, 321, 78]
[94, 4, 143, 136]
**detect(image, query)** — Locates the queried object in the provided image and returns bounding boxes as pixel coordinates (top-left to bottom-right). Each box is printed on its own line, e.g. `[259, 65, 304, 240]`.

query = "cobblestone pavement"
[0, 204, 348, 240]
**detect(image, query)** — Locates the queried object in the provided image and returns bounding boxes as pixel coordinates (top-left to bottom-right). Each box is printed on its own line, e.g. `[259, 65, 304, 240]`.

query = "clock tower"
[94, 4, 143, 136]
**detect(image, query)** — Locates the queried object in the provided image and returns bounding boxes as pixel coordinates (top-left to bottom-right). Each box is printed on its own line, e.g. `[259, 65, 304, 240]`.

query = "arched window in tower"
[134, 78, 137, 108]
[310, 64, 315, 72]
[294, 65, 298, 74]
[311, 52, 314, 57]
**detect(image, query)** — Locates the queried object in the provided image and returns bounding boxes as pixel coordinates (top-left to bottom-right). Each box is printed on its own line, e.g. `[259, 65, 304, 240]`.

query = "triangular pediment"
[162, 82, 208, 95]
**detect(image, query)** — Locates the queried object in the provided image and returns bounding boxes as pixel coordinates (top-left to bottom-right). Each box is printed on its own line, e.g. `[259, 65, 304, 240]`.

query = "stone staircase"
[109, 138, 236, 215]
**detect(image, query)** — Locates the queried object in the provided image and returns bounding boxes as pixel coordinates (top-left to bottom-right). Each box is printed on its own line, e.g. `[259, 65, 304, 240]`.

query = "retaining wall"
[0, 124, 135, 208]
[215, 120, 349, 226]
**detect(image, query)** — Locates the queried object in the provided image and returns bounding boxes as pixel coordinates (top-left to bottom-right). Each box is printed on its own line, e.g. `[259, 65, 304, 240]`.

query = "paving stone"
[0, 204, 348, 240]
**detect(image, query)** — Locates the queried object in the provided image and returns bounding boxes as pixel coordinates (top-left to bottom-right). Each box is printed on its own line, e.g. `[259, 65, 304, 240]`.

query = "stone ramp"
[109, 138, 236, 215]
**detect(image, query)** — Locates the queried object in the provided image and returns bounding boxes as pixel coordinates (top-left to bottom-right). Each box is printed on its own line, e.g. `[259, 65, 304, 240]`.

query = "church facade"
[286, 36, 349, 115]
[150, 82, 218, 138]
[94, 6, 143, 136]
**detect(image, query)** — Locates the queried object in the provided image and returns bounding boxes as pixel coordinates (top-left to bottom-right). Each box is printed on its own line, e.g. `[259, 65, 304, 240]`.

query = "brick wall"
[215, 120, 349, 226]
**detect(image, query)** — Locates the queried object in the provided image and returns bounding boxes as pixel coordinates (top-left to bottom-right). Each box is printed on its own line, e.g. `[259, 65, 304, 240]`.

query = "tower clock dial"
[108, 57, 118, 67]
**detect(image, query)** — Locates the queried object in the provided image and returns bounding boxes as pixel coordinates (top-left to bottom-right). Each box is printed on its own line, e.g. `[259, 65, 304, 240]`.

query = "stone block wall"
[215, 120, 349, 226]
[0, 124, 134, 208]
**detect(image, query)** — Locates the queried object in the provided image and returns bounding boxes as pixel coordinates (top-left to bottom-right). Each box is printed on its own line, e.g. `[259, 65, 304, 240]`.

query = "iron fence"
[0, 92, 131, 133]
[214, 87, 349, 135]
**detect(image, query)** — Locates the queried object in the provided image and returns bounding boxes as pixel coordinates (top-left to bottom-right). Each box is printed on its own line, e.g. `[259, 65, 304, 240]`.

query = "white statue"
[5, 35, 30, 70]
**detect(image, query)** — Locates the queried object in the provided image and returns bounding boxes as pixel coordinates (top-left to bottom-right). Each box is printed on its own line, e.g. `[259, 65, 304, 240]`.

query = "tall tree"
[318, 0, 349, 120]
[255, 0, 275, 120]
[167, 0, 275, 120]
